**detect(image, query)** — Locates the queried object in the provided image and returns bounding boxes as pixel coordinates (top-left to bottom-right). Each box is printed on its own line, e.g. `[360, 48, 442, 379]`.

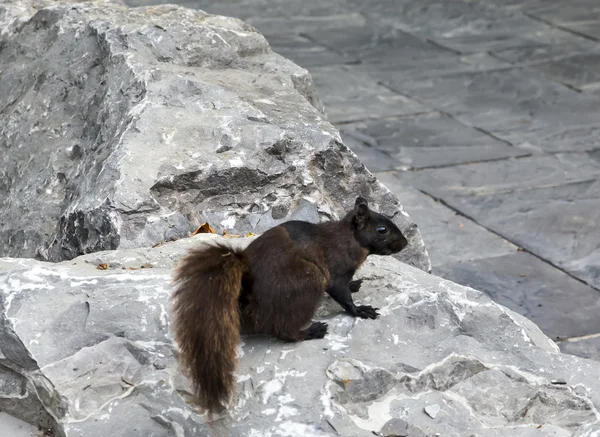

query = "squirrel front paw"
[353, 305, 380, 319]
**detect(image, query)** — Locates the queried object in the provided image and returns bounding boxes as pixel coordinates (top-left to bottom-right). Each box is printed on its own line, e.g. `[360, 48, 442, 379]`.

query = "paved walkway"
[128, 0, 600, 359]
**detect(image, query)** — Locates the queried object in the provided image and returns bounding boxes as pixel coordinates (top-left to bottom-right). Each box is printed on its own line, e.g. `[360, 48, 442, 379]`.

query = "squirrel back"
[171, 197, 408, 415]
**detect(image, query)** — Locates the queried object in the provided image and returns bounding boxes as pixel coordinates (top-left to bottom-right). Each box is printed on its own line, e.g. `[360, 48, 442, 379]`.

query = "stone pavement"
[0, 412, 39, 437]
[124, 0, 600, 359]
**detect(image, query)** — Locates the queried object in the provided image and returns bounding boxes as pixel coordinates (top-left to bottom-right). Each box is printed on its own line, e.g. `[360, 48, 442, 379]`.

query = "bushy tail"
[171, 243, 246, 414]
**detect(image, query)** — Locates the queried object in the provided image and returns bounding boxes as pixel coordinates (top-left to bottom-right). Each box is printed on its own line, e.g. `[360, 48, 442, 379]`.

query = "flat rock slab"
[401, 154, 600, 289]
[388, 68, 600, 152]
[0, 0, 430, 272]
[560, 336, 600, 362]
[493, 38, 600, 65]
[435, 251, 600, 342]
[526, 1, 600, 40]
[380, 0, 571, 55]
[374, 172, 517, 268]
[0, 412, 39, 437]
[532, 53, 600, 91]
[402, 153, 600, 197]
[340, 134, 401, 174]
[340, 112, 528, 169]
[303, 18, 453, 64]
[3, 234, 600, 436]
[308, 65, 428, 124]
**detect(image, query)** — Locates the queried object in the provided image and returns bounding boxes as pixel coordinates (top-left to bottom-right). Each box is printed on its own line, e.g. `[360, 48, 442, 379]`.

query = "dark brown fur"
[171, 197, 408, 415]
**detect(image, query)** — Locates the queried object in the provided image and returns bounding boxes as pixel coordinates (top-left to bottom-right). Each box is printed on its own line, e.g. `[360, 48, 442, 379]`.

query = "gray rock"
[379, 418, 428, 437]
[2, 234, 600, 436]
[0, 0, 430, 272]
[424, 404, 440, 419]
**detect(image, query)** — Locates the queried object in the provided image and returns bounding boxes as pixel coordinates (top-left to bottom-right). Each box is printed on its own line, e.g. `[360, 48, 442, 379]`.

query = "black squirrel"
[171, 197, 408, 415]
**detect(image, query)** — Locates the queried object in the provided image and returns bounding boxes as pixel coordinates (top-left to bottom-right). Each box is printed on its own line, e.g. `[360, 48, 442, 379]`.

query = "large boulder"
[1, 234, 600, 436]
[0, 0, 430, 271]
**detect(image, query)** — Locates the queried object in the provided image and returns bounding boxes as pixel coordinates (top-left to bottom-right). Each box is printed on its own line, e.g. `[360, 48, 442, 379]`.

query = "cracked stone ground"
[125, 0, 600, 360]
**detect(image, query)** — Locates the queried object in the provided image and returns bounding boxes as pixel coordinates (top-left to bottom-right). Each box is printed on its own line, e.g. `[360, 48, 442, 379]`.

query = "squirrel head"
[350, 197, 408, 255]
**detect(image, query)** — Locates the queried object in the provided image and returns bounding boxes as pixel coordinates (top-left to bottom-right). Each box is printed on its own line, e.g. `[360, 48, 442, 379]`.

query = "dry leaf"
[96, 263, 108, 270]
[459, 223, 464, 228]
[141, 263, 153, 269]
[246, 232, 256, 237]
[191, 222, 216, 236]
[129, 267, 138, 270]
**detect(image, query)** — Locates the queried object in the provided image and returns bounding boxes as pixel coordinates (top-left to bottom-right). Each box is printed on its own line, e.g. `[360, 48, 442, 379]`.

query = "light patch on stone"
[161, 129, 175, 145]
[221, 216, 236, 229]
[70, 279, 98, 287]
[236, 374, 251, 383]
[280, 349, 294, 360]
[261, 379, 283, 404]
[275, 405, 298, 422]
[320, 382, 335, 418]
[276, 421, 329, 437]
[229, 157, 244, 167]
[327, 333, 349, 351]
[158, 303, 168, 327]
[424, 403, 440, 419]
[348, 388, 400, 431]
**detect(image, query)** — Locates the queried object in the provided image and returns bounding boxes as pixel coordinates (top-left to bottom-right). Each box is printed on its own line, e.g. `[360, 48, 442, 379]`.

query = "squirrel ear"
[354, 202, 369, 229]
[355, 197, 368, 209]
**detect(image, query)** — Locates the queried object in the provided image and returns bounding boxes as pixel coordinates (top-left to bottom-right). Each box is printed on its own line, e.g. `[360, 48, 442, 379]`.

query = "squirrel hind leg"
[277, 321, 329, 342]
[348, 279, 363, 293]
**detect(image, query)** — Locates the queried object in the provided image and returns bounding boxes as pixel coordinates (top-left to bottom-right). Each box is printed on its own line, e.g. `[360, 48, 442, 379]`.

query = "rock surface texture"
[0, 0, 430, 271]
[137, 0, 600, 360]
[2, 234, 600, 437]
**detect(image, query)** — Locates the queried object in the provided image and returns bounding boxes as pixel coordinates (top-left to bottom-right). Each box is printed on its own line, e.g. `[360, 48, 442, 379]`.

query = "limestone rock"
[1, 234, 600, 436]
[424, 404, 440, 419]
[0, 0, 430, 271]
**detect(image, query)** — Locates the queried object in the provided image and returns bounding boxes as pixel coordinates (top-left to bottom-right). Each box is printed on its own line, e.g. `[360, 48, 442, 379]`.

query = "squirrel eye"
[377, 226, 387, 234]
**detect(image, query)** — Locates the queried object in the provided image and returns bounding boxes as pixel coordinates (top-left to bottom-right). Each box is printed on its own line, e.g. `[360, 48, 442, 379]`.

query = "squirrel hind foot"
[276, 321, 329, 342]
[304, 321, 329, 340]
